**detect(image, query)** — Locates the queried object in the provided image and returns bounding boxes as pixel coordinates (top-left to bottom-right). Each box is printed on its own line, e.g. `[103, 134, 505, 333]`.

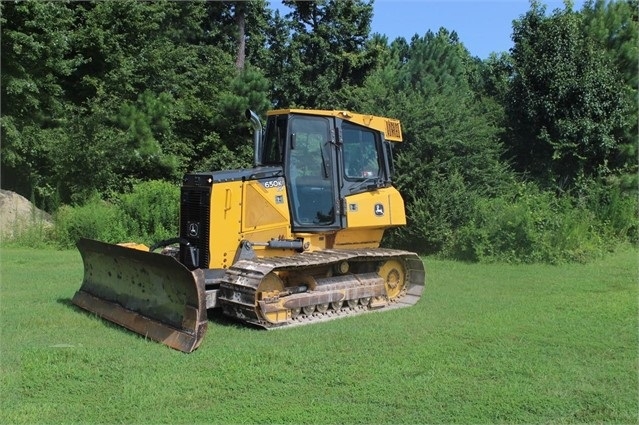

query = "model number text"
[263, 179, 284, 188]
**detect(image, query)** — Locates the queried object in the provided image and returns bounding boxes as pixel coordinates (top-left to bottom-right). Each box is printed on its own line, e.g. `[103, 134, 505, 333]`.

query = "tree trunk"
[235, 4, 246, 71]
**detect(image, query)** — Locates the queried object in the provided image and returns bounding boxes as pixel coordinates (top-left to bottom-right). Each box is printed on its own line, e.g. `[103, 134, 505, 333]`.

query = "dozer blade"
[72, 238, 207, 353]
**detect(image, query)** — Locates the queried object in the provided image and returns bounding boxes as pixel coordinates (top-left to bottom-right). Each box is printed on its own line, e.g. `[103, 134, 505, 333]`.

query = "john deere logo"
[188, 222, 199, 237]
[374, 203, 384, 216]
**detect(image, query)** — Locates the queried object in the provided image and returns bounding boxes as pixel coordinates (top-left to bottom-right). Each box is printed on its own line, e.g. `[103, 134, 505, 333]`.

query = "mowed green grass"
[1, 246, 637, 424]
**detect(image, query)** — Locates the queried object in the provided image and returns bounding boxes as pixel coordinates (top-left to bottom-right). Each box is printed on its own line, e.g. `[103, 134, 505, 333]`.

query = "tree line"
[2, 0, 637, 262]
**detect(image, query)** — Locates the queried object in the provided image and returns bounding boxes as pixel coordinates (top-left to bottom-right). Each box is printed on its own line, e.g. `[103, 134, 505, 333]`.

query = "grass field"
[1, 246, 637, 424]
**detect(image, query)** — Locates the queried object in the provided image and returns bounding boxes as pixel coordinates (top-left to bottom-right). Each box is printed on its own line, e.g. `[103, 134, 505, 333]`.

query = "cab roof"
[267, 109, 403, 142]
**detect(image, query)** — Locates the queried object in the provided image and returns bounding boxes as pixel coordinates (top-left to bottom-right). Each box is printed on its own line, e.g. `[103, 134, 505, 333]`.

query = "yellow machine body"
[72, 109, 425, 352]
[206, 180, 407, 267]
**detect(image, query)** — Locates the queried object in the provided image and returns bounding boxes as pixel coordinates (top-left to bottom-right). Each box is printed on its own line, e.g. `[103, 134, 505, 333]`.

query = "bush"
[53, 195, 128, 249]
[117, 180, 179, 244]
[390, 171, 480, 254]
[577, 179, 638, 244]
[52, 180, 179, 248]
[4, 219, 55, 249]
[444, 183, 607, 264]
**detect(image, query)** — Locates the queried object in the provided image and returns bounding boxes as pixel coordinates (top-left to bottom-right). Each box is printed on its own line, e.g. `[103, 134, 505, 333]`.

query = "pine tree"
[266, 0, 376, 108]
[507, 1, 633, 190]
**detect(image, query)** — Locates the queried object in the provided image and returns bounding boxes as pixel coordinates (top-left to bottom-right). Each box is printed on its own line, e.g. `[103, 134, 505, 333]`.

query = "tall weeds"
[443, 181, 637, 264]
[50, 180, 179, 249]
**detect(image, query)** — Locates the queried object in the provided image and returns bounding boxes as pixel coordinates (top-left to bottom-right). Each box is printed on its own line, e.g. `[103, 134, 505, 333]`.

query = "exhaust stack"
[246, 109, 263, 167]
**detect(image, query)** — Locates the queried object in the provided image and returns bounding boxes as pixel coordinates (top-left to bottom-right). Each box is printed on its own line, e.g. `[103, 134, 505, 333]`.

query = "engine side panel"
[208, 180, 243, 269]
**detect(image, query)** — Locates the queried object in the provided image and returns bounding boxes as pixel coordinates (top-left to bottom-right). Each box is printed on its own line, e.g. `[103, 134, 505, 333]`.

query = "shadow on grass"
[206, 307, 257, 330]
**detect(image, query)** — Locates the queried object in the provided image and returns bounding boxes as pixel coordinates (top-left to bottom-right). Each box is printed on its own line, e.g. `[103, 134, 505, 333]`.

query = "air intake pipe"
[246, 109, 263, 167]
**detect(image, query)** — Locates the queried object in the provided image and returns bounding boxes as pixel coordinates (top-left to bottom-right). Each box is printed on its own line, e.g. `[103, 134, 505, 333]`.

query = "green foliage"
[218, 68, 271, 119]
[117, 180, 179, 243]
[575, 177, 639, 243]
[194, 133, 254, 173]
[354, 29, 514, 254]
[507, 1, 635, 188]
[58, 1, 236, 199]
[268, 0, 377, 108]
[1, 1, 243, 207]
[1, 0, 636, 265]
[52, 180, 179, 248]
[5, 224, 52, 249]
[53, 195, 128, 249]
[392, 172, 479, 253]
[0, 0, 83, 206]
[202, 1, 270, 68]
[446, 183, 611, 264]
[207, 66, 271, 170]
[582, 0, 639, 191]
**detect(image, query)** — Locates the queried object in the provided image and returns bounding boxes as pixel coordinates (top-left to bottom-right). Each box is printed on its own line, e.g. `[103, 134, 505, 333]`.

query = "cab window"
[263, 114, 288, 164]
[342, 122, 380, 179]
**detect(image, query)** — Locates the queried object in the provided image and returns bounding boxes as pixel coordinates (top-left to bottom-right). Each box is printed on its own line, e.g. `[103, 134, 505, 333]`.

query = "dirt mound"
[0, 190, 53, 239]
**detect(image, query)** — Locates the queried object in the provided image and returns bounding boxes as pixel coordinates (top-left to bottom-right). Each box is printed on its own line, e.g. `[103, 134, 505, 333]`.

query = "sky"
[273, 1, 588, 59]
[371, 0, 588, 59]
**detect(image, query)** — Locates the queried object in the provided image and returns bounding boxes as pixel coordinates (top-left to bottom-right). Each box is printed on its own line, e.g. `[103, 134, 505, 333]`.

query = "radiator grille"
[179, 186, 211, 269]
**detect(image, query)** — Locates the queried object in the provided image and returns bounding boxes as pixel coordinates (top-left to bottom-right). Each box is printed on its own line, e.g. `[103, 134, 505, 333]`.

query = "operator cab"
[260, 109, 399, 232]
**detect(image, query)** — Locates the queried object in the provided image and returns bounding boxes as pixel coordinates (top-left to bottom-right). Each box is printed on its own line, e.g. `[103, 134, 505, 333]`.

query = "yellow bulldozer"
[72, 108, 426, 352]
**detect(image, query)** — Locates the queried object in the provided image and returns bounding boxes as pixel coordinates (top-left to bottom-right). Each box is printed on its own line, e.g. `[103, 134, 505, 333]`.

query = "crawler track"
[218, 248, 425, 328]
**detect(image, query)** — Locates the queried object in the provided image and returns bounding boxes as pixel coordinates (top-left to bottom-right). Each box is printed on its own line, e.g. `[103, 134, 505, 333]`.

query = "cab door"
[337, 119, 406, 232]
[286, 114, 341, 231]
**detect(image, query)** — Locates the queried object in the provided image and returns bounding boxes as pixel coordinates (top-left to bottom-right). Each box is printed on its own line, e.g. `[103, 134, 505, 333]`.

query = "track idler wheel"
[378, 259, 407, 300]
